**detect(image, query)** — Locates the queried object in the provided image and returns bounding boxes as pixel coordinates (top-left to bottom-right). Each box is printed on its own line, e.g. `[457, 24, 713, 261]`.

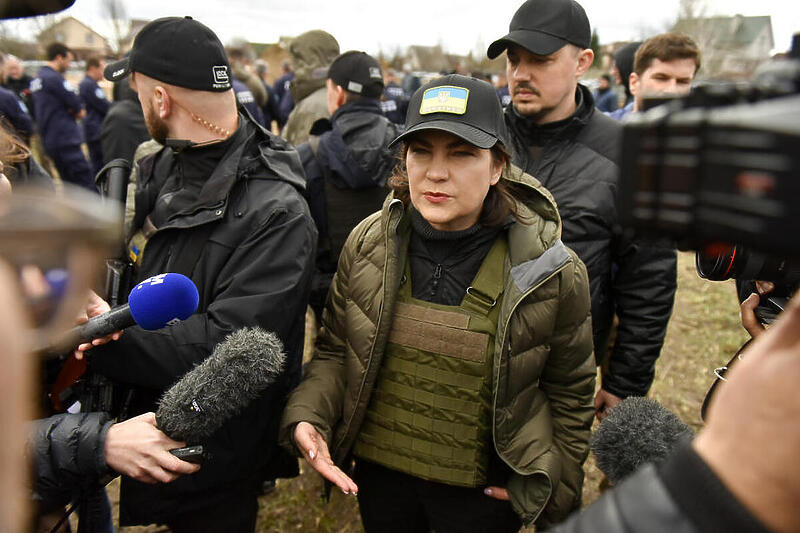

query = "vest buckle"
[465, 286, 497, 309]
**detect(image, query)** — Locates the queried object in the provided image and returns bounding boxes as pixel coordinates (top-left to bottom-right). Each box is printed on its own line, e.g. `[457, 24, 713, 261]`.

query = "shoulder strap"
[462, 234, 508, 317]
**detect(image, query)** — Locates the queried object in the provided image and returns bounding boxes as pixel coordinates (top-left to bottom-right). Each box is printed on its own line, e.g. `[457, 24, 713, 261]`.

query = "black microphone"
[590, 397, 694, 485]
[40, 273, 199, 353]
[156, 327, 286, 462]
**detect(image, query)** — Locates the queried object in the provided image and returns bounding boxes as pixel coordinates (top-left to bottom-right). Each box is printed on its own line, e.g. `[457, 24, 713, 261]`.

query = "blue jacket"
[261, 80, 279, 128]
[31, 66, 84, 150]
[79, 75, 110, 142]
[381, 81, 408, 124]
[233, 78, 265, 126]
[0, 85, 33, 139]
[607, 101, 634, 121]
[273, 72, 295, 127]
[593, 88, 619, 113]
[497, 85, 511, 108]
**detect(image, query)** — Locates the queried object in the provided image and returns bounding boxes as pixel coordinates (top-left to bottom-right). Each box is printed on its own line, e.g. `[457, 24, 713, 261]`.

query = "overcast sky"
[6, 0, 798, 57]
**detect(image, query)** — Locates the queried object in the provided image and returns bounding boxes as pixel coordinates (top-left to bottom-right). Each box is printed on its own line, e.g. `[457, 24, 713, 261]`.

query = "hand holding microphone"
[103, 412, 201, 484]
[73, 290, 120, 357]
[156, 327, 287, 463]
[59, 272, 199, 358]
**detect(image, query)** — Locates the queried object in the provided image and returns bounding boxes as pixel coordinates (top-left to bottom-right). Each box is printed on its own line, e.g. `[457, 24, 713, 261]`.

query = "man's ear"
[154, 86, 170, 118]
[629, 72, 640, 97]
[576, 48, 594, 77]
[334, 84, 347, 108]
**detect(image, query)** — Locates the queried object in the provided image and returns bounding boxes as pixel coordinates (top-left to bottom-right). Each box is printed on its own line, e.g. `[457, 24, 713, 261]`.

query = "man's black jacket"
[505, 84, 677, 398]
[100, 81, 149, 165]
[88, 114, 317, 524]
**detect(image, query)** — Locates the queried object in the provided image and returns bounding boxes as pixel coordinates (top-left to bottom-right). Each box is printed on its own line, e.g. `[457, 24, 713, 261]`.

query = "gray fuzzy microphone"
[590, 397, 695, 485]
[156, 327, 285, 447]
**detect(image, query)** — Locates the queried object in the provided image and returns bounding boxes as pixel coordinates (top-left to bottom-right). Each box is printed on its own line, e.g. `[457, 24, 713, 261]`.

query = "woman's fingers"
[294, 422, 358, 494]
[484, 486, 510, 500]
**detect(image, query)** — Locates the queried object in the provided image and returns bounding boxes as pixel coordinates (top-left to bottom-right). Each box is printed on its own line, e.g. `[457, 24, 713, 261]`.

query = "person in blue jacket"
[593, 73, 618, 113]
[233, 77, 266, 126]
[79, 56, 110, 177]
[0, 85, 33, 142]
[31, 43, 94, 191]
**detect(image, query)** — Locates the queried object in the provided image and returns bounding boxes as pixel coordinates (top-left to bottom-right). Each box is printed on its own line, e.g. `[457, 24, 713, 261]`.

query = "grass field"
[111, 251, 749, 532]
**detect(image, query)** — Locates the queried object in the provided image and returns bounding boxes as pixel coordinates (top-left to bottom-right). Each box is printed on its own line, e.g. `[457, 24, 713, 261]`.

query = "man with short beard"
[86, 16, 316, 531]
[489, 0, 677, 423]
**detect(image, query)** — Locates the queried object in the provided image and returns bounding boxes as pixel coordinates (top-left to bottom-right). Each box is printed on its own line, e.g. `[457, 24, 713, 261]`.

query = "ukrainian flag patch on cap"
[420, 86, 469, 115]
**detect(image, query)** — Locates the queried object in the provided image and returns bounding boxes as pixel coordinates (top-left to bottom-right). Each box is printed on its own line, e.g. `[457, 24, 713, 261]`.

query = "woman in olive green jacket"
[280, 74, 595, 530]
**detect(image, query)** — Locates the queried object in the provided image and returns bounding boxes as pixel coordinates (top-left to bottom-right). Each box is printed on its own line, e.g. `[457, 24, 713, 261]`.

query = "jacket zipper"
[491, 257, 572, 524]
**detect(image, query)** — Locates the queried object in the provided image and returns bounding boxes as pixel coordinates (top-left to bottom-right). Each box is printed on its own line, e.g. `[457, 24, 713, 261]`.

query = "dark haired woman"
[281, 74, 595, 531]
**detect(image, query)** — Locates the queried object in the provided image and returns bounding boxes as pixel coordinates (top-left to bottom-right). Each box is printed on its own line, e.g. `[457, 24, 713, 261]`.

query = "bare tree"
[671, 0, 729, 79]
[101, 0, 129, 54]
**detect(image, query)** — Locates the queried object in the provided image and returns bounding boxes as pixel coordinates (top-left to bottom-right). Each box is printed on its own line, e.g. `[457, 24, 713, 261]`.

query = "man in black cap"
[296, 50, 401, 319]
[489, 0, 677, 422]
[87, 16, 316, 531]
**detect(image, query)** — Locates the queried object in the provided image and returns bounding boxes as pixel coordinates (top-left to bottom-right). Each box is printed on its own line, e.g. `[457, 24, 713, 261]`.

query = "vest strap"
[462, 235, 507, 316]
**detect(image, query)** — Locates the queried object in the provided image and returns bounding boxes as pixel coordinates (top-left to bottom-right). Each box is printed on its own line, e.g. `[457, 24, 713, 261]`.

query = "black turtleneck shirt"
[149, 136, 236, 229]
[407, 208, 506, 306]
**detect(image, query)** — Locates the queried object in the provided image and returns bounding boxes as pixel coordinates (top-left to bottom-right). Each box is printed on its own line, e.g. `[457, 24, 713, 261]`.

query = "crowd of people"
[0, 0, 797, 532]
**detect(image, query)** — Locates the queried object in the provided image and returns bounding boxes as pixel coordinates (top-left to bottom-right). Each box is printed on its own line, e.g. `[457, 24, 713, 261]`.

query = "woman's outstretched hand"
[294, 421, 358, 495]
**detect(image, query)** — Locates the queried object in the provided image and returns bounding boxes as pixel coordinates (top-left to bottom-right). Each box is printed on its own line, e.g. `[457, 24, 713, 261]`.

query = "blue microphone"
[47, 273, 199, 352]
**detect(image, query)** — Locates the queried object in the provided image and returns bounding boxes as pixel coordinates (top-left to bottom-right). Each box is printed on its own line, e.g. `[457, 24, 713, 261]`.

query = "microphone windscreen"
[128, 273, 199, 330]
[156, 327, 286, 443]
[590, 397, 694, 485]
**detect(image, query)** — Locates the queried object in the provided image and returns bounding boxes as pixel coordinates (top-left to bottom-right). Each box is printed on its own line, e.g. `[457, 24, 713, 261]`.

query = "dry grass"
[104, 251, 748, 532]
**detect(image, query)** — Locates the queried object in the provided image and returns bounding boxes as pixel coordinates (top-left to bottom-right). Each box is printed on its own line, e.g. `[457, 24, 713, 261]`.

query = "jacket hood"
[289, 30, 340, 102]
[249, 121, 307, 192]
[497, 167, 563, 265]
[317, 101, 400, 189]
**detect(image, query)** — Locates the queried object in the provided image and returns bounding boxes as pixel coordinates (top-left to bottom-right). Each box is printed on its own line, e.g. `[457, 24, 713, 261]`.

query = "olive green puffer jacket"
[280, 168, 595, 526]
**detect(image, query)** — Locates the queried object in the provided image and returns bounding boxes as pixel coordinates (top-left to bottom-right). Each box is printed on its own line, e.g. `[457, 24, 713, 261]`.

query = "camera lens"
[696, 246, 738, 281]
[696, 245, 797, 283]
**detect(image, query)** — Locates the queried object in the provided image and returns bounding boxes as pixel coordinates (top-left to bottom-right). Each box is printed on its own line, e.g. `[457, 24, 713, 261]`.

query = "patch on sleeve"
[420, 86, 469, 115]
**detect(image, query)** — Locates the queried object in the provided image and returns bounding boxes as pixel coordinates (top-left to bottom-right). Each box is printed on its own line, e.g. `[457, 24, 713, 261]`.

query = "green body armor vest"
[353, 235, 507, 487]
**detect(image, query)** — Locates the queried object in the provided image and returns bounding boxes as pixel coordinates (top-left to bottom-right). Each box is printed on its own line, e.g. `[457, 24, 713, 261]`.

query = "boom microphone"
[156, 327, 286, 446]
[590, 397, 694, 485]
[43, 273, 199, 353]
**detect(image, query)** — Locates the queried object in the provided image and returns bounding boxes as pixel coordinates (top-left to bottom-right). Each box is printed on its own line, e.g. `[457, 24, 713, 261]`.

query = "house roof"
[674, 15, 774, 51]
[37, 16, 111, 50]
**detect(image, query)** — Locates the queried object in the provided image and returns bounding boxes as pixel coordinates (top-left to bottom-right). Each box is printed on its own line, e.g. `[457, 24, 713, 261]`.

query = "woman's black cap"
[389, 74, 509, 150]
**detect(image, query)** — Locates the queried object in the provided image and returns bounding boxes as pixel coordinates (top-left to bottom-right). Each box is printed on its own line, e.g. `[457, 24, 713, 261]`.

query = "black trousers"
[165, 490, 258, 533]
[47, 144, 94, 192]
[353, 460, 522, 533]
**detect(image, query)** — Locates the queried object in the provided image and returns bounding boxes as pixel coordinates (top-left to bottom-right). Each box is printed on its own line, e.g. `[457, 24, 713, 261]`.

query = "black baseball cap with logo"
[389, 74, 509, 150]
[104, 16, 232, 92]
[328, 51, 384, 98]
[487, 0, 591, 59]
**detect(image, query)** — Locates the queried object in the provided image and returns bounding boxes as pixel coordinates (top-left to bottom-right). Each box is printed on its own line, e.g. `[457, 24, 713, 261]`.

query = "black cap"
[389, 74, 509, 150]
[487, 0, 591, 59]
[104, 16, 232, 92]
[328, 51, 384, 98]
